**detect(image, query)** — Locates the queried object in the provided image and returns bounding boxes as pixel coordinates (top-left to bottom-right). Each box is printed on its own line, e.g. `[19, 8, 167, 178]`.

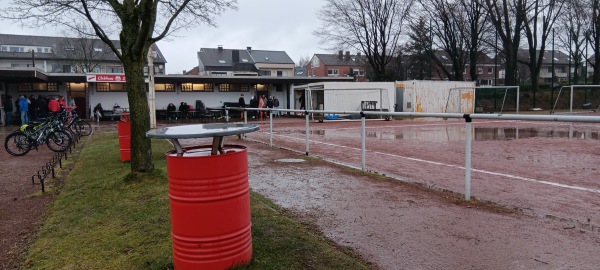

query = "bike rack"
[31, 133, 80, 192]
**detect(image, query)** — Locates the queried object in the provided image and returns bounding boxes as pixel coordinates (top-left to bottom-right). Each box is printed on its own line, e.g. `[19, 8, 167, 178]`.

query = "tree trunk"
[122, 57, 154, 172]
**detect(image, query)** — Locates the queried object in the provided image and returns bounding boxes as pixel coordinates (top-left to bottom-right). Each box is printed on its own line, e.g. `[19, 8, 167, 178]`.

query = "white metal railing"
[224, 106, 600, 200]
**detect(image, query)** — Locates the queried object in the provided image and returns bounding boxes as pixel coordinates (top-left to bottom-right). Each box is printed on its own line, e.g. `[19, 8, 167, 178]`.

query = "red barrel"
[166, 145, 252, 269]
[117, 114, 130, 161]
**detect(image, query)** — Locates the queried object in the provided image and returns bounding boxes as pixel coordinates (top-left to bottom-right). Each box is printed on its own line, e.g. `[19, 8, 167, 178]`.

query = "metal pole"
[516, 86, 520, 114]
[305, 112, 309, 155]
[464, 115, 472, 200]
[379, 89, 383, 119]
[361, 113, 366, 171]
[570, 85, 574, 113]
[495, 32, 498, 86]
[148, 45, 156, 129]
[269, 110, 273, 147]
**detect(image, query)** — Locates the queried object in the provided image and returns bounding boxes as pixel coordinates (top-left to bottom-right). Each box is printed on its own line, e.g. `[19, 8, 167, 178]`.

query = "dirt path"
[0, 127, 61, 269]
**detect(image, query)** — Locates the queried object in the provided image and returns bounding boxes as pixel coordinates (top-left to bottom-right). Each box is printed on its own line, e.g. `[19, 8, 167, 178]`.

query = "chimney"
[345, 51, 350, 61]
[232, 50, 240, 63]
[338, 50, 343, 60]
[218, 45, 223, 51]
[247, 46, 252, 52]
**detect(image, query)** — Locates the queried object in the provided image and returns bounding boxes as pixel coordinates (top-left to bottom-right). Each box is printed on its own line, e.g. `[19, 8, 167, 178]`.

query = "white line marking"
[265, 132, 600, 194]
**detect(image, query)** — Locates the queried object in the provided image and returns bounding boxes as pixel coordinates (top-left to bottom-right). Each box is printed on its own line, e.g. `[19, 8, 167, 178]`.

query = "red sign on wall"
[86, 74, 126, 82]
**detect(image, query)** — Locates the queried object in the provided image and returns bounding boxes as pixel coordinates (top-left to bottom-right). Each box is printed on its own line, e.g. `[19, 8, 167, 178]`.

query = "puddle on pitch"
[301, 126, 600, 142]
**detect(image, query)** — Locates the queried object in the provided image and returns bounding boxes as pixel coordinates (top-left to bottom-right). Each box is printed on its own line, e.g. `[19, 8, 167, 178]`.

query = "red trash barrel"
[117, 114, 130, 161]
[166, 145, 252, 270]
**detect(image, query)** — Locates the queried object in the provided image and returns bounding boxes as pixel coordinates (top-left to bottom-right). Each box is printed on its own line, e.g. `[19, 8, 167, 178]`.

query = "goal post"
[551, 85, 600, 114]
[474, 86, 520, 114]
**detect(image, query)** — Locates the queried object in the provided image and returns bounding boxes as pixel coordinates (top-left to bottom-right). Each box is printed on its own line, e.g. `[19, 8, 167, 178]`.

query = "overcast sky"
[1, 0, 329, 74]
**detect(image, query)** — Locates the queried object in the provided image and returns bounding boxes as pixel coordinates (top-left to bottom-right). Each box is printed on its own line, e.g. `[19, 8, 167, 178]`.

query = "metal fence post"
[269, 110, 273, 147]
[305, 111, 309, 155]
[464, 114, 472, 200]
[361, 112, 366, 171]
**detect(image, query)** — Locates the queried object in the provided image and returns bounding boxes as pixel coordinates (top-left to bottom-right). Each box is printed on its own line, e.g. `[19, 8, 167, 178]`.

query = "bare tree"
[53, 26, 115, 73]
[297, 55, 311, 68]
[556, 0, 587, 84]
[314, 0, 414, 81]
[421, 0, 467, 81]
[1, 0, 237, 173]
[485, 0, 528, 86]
[586, 0, 600, 84]
[521, 0, 563, 107]
[460, 0, 491, 84]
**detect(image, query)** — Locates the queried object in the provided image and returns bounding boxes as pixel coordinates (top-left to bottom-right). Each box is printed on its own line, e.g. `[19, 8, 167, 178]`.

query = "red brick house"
[306, 51, 366, 81]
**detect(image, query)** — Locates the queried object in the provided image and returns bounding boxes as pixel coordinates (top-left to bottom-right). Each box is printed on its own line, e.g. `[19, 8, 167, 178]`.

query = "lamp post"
[148, 44, 156, 129]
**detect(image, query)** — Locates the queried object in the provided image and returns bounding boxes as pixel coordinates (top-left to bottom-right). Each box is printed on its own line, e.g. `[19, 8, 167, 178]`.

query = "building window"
[547, 66, 553, 73]
[488, 67, 494, 74]
[63, 65, 73, 73]
[477, 67, 483, 74]
[211, 72, 227, 76]
[260, 70, 271, 76]
[96, 83, 109, 92]
[311, 56, 320, 67]
[277, 71, 283, 77]
[181, 83, 213, 92]
[154, 84, 175, 92]
[353, 69, 364, 76]
[328, 69, 339, 76]
[17, 82, 59, 92]
[560, 66, 566, 73]
[64, 46, 75, 51]
[218, 83, 231, 91]
[220, 84, 249, 92]
[96, 83, 126, 92]
[106, 66, 124, 73]
[9, 46, 24, 52]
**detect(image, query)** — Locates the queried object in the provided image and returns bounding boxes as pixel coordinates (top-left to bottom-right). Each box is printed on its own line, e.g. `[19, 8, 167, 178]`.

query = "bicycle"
[56, 108, 93, 136]
[4, 119, 73, 156]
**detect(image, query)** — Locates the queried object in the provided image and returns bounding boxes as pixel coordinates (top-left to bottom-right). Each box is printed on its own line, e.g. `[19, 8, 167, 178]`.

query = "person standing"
[4, 95, 13, 126]
[28, 95, 37, 121]
[258, 95, 265, 119]
[249, 96, 258, 119]
[238, 94, 246, 119]
[48, 96, 61, 113]
[273, 96, 280, 117]
[36, 95, 48, 119]
[58, 96, 67, 110]
[18, 95, 29, 125]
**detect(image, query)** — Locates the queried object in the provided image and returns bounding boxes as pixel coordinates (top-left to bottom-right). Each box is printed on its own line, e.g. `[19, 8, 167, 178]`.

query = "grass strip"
[24, 132, 371, 269]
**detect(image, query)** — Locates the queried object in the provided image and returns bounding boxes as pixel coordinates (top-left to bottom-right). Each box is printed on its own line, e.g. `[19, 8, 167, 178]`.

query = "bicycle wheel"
[4, 132, 31, 156]
[76, 120, 93, 136]
[46, 130, 72, 152]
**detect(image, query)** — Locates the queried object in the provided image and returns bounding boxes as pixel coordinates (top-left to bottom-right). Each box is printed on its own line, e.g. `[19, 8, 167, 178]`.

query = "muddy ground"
[2, 117, 599, 269]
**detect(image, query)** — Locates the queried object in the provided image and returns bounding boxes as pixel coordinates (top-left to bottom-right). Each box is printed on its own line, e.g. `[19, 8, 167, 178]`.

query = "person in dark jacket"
[36, 95, 48, 119]
[249, 96, 258, 119]
[4, 95, 13, 126]
[238, 94, 246, 119]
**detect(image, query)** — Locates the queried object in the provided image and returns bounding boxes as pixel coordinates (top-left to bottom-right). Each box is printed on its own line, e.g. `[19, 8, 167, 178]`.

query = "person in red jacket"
[48, 96, 61, 113]
[58, 96, 67, 110]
